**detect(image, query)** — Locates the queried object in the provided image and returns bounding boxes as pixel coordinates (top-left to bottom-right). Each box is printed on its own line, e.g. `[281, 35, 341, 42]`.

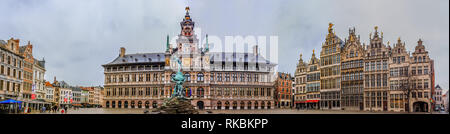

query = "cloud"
[0, 0, 448, 91]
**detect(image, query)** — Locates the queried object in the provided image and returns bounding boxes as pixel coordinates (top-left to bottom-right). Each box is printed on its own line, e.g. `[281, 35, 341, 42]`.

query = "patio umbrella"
[0, 99, 23, 104]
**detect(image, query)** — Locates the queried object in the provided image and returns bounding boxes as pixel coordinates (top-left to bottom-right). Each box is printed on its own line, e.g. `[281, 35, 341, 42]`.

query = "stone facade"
[294, 54, 307, 109]
[320, 23, 343, 110]
[341, 28, 364, 111]
[306, 51, 320, 109]
[0, 38, 24, 101]
[102, 7, 276, 110]
[363, 26, 390, 111]
[294, 24, 435, 113]
[32, 58, 45, 101]
[408, 39, 433, 112]
[433, 85, 443, 110]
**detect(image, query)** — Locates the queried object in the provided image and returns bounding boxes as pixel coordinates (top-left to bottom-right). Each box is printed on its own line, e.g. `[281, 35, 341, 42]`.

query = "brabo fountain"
[151, 57, 199, 114]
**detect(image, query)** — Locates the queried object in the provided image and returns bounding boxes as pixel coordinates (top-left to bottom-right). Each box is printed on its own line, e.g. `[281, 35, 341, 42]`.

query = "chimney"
[120, 47, 126, 57]
[253, 45, 258, 55]
[54, 76, 56, 83]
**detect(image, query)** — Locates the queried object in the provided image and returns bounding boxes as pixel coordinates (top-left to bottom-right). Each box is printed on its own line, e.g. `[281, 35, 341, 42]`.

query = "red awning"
[295, 101, 307, 103]
[305, 100, 319, 103]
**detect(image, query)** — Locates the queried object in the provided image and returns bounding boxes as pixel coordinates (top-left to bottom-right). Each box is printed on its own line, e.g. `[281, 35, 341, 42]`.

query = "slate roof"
[104, 53, 165, 66]
[209, 52, 274, 64]
[104, 52, 275, 66]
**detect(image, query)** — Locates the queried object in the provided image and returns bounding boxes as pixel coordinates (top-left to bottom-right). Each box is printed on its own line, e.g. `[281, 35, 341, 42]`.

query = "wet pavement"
[36, 108, 449, 114]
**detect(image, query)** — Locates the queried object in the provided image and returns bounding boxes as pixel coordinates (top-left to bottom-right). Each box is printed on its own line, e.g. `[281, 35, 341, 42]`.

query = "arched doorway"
[112, 101, 116, 108]
[413, 101, 428, 112]
[106, 101, 110, 108]
[267, 101, 271, 109]
[225, 101, 230, 110]
[247, 102, 252, 110]
[145, 101, 150, 108]
[240, 102, 245, 110]
[131, 101, 135, 108]
[232, 101, 238, 110]
[152, 101, 158, 108]
[197, 101, 204, 110]
[254, 101, 259, 109]
[138, 101, 142, 108]
[217, 101, 222, 110]
[124, 101, 128, 108]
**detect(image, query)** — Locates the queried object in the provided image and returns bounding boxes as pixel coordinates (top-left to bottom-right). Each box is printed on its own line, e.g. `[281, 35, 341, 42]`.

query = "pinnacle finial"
[328, 23, 334, 33]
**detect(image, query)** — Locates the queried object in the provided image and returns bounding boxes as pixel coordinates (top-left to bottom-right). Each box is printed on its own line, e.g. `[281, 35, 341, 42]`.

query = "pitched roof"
[209, 52, 274, 64]
[45, 81, 53, 87]
[104, 53, 165, 66]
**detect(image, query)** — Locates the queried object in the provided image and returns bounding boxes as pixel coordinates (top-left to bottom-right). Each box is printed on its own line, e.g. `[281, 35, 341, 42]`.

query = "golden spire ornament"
[328, 23, 334, 33]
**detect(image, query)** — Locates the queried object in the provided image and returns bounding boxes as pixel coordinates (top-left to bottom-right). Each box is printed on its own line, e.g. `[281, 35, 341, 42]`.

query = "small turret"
[120, 47, 126, 57]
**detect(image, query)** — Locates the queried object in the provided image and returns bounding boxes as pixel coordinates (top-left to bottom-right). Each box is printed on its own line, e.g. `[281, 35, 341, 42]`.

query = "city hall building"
[102, 7, 276, 110]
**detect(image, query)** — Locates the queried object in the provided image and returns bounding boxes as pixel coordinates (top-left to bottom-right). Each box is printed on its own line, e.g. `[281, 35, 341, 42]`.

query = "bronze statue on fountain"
[150, 57, 199, 114]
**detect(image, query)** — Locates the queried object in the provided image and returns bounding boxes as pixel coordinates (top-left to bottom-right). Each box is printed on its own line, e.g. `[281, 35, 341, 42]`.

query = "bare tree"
[398, 72, 418, 113]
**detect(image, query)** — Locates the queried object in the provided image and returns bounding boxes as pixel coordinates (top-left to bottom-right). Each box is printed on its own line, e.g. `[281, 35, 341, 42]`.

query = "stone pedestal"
[151, 97, 199, 114]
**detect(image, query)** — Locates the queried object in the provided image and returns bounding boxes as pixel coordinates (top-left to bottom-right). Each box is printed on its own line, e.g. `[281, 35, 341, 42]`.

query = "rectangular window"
[424, 66, 429, 74]
[365, 62, 369, 71]
[418, 66, 422, 75]
[371, 61, 375, 71]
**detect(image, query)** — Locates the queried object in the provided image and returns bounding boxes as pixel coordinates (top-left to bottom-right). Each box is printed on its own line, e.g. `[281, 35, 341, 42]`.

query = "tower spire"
[166, 35, 169, 51]
[205, 34, 209, 52]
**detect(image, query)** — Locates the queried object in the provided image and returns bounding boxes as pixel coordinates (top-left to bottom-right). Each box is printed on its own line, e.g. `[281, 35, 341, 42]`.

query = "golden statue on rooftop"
[328, 23, 334, 33]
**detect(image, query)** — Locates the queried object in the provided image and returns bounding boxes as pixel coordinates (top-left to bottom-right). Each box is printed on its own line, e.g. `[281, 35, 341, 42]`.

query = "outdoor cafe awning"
[0, 99, 23, 104]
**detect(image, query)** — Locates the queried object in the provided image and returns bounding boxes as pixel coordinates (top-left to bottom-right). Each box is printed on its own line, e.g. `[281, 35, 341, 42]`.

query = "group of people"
[39, 105, 69, 114]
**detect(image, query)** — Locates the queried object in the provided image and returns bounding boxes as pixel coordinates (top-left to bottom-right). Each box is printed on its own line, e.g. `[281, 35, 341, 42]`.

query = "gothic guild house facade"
[294, 54, 307, 109]
[294, 24, 434, 112]
[102, 7, 276, 110]
[319, 23, 343, 110]
[363, 27, 390, 112]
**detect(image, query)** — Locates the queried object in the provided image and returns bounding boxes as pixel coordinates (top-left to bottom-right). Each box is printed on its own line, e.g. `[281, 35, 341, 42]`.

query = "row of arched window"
[105, 100, 158, 108]
[216, 101, 272, 110]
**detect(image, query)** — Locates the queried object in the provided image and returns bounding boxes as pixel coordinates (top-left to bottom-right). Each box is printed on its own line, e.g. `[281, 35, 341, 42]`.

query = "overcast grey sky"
[0, 0, 448, 91]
